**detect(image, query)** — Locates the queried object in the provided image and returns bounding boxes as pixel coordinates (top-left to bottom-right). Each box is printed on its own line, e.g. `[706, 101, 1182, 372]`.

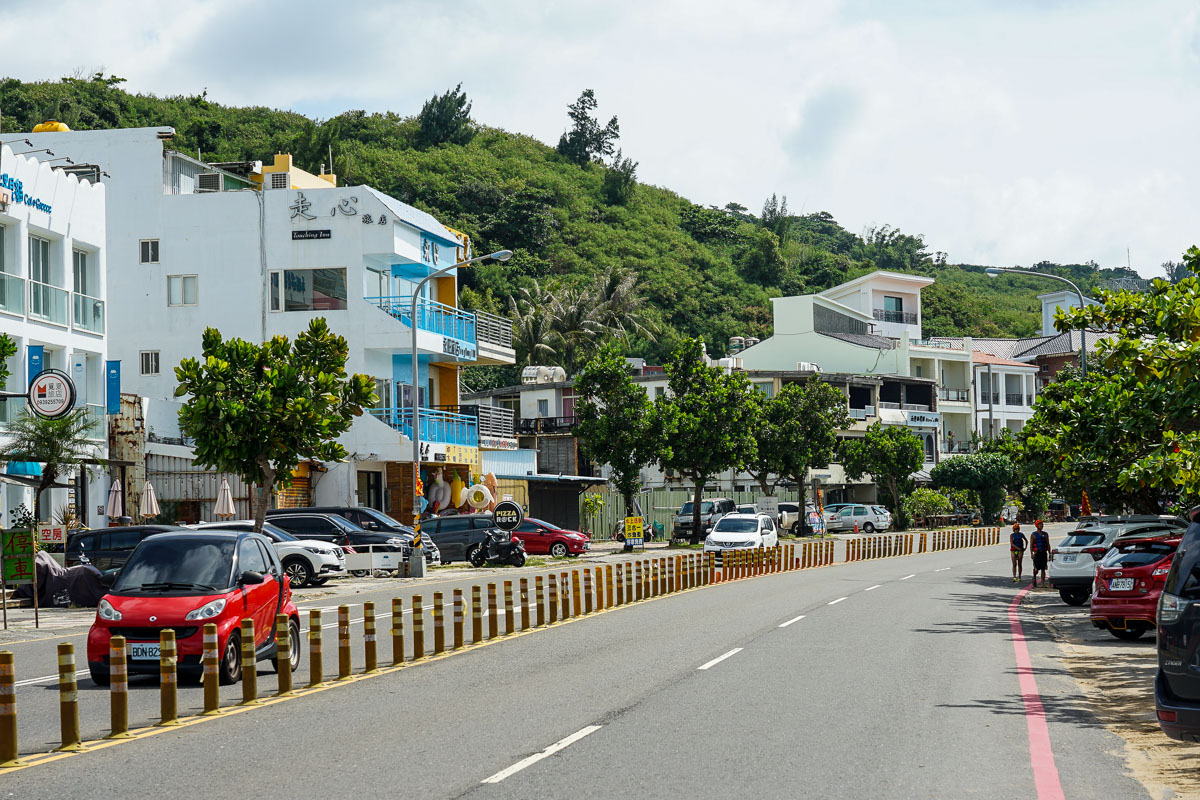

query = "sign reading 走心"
[289, 192, 388, 226]
[2, 528, 36, 585]
[0, 173, 52, 214]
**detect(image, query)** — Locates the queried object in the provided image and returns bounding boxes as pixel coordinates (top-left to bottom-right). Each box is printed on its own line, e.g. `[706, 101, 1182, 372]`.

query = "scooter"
[469, 527, 527, 568]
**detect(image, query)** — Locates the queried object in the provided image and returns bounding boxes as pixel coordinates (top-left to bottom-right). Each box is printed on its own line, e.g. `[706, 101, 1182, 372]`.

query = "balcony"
[849, 405, 875, 420]
[28, 281, 68, 326]
[0, 274, 24, 316]
[911, 339, 962, 350]
[873, 308, 918, 325]
[1004, 393, 1024, 406]
[941, 441, 973, 454]
[939, 388, 969, 402]
[366, 295, 476, 343]
[1027, 393, 1035, 405]
[902, 403, 931, 411]
[517, 415, 578, 435]
[436, 404, 515, 439]
[474, 309, 513, 350]
[979, 392, 1000, 406]
[369, 407, 478, 446]
[73, 293, 105, 334]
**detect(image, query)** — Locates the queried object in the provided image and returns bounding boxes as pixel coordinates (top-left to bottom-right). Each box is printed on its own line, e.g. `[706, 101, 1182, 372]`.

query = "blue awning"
[5, 461, 42, 476]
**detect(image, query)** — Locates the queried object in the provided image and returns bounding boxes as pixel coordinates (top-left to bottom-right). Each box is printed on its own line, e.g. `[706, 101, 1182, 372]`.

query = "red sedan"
[1090, 535, 1180, 640]
[511, 518, 591, 557]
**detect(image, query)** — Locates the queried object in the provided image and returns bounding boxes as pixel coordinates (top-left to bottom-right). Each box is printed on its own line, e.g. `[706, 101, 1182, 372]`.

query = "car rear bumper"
[1156, 670, 1200, 741]
[1049, 574, 1094, 588]
[1090, 596, 1157, 628]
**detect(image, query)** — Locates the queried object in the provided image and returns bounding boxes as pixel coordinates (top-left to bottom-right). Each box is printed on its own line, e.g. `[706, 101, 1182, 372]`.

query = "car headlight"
[185, 598, 227, 621]
[304, 546, 331, 555]
[704, 537, 714, 546]
[1159, 592, 1188, 625]
[98, 598, 122, 621]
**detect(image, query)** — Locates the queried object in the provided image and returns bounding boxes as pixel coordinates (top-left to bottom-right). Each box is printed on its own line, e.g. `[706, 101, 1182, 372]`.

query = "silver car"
[827, 504, 892, 533]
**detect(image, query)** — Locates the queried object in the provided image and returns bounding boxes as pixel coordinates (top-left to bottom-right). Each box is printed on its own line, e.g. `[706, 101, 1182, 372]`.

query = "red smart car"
[510, 518, 591, 557]
[1090, 534, 1181, 640]
[87, 530, 300, 685]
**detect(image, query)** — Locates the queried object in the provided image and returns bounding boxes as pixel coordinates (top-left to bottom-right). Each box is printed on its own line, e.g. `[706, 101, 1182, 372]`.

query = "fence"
[580, 488, 804, 539]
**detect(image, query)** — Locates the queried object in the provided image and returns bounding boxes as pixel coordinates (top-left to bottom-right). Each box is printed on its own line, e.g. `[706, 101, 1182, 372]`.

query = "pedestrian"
[1010, 523, 1027, 583]
[1030, 519, 1051, 588]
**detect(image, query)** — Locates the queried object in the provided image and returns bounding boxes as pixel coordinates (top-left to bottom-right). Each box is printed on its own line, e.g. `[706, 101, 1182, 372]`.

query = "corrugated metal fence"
[146, 454, 254, 522]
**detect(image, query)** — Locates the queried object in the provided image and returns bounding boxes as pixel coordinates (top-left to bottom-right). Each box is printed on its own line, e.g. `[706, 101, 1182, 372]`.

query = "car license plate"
[129, 642, 161, 660]
[1109, 578, 1135, 592]
[1061, 554, 1077, 563]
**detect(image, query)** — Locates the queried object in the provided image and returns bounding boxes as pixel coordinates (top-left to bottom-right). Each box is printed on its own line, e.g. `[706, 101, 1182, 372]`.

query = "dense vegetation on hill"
[1, 75, 1148, 374]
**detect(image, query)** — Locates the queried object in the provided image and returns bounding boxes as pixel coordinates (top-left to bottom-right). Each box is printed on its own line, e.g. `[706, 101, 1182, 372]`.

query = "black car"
[65, 525, 184, 571]
[1156, 507, 1200, 741]
[264, 512, 408, 553]
[422, 514, 498, 563]
[267, 506, 441, 565]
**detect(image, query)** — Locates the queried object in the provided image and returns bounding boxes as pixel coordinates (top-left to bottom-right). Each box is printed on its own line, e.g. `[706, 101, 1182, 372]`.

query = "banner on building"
[105, 360, 121, 414]
[26, 345, 43, 388]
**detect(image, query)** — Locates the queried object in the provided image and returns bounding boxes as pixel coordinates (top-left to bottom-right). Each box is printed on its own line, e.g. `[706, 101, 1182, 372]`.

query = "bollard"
[560, 572, 571, 619]
[107, 637, 131, 739]
[615, 565, 624, 606]
[240, 618, 259, 705]
[309, 609, 325, 687]
[605, 565, 615, 609]
[473, 585, 484, 641]
[706, 551, 714, 585]
[276, 614, 294, 695]
[339, 604, 354, 677]
[535, 577, 546, 626]
[650, 560, 659, 596]
[202, 623, 221, 715]
[412, 596, 425, 661]
[391, 598, 405, 666]
[504, 581, 515, 635]
[624, 563, 633, 603]
[454, 589, 465, 649]
[364, 601, 379, 673]
[488, 584, 499, 638]
[634, 561, 643, 601]
[584, 568, 594, 614]
[520, 578, 531, 630]
[594, 567, 604, 611]
[569, 571, 581, 617]
[56, 642, 85, 749]
[433, 592, 445, 655]
[0, 652, 18, 766]
[549, 574, 560, 622]
[158, 630, 180, 727]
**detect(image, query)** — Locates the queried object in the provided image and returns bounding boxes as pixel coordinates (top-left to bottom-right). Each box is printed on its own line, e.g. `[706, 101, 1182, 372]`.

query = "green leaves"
[840, 423, 924, 528]
[930, 452, 1016, 519]
[745, 379, 851, 496]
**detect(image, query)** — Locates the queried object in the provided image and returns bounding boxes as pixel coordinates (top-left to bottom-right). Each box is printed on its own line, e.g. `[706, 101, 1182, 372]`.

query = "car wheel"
[219, 630, 243, 685]
[89, 665, 110, 686]
[468, 545, 487, 568]
[862, 522, 876, 533]
[310, 578, 329, 587]
[550, 542, 569, 558]
[1108, 625, 1147, 641]
[790, 521, 801, 536]
[349, 570, 370, 578]
[1059, 588, 1089, 606]
[272, 617, 302, 673]
[282, 557, 313, 589]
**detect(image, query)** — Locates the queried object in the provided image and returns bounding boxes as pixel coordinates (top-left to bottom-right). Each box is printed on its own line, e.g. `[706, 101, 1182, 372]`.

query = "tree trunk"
[887, 478, 906, 530]
[754, 473, 773, 496]
[252, 457, 276, 533]
[794, 477, 808, 534]
[689, 479, 705, 545]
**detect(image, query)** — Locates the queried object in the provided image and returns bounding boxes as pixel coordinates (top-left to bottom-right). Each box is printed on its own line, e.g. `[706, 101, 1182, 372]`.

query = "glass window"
[713, 517, 758, 533]
[436, 518, 471, 533]
[167, 275, 198, 306]
[514, 522, 540, 533]
[255, 540, 278, 574]
[106, 530, 145, 550]
[1103, 541, 1176, 568]
[537, 399, 549, 417]
[271, 268, 348, 311]
[140, 240, 159, 264]
[883, 296, 903, 313]
[654, 386, 665, 399]
[113, 539, 235, 591]
[29, 236, 50, 284]
[140, 351, 160, 376]
[1061, 533, 1104, 547]
[73, 250, 88, 295]
[854, 507, 868, 516]
[238, 538, 270, 574]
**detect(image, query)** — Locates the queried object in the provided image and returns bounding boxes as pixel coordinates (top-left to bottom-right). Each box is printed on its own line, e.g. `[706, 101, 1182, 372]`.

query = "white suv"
[703, 513, 779, 563]
[198, 521, 346, 588]
[828, 504, 892, 533]
[1049, 518, 1186, 605]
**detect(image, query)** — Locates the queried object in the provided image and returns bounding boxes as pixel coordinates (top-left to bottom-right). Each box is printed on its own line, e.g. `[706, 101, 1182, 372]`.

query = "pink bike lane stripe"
[1008, 586, 1066, 800]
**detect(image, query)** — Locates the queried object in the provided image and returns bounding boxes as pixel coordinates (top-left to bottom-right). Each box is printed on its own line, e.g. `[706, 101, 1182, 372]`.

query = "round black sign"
[27, 369, 77, 420]
[492, 501, 524, 532]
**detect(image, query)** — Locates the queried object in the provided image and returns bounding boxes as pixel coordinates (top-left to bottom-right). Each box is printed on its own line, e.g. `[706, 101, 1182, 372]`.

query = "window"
[29, 235, 50, 284]
[238, 538, 270, 574]
[270, 172, 289, 189]
[140, 240, 159, 264]
[72, 250, 89, 296]
[167, 275, 198, 306]
[537, 399, 549, 417]
[883, 296, 903, 313]
[754, 383, 774, 398]
[913, 365, 922, 377]
[654, 386, 665, 399]
[140, 351, 161, 376]
[268, 268, 347, 312]
[1040, 364, 1050, 372]
[436, 518, 471, 533]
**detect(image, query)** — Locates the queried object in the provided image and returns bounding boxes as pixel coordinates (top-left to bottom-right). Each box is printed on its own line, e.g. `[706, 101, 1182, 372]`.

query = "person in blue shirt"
[1010, 523, 1027, 583]
[1030, 520, 1052, 588]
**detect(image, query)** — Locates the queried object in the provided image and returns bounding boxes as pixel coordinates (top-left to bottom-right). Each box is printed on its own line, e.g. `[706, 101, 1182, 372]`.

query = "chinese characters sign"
[37, 525, 65, 544]
[624, 517, 644, 548]
[2, 529, 35, 585]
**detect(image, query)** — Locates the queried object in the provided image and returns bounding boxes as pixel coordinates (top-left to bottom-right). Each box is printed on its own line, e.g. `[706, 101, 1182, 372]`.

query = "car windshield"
[681, 502, 714, 515]
[355, 507, 409, 533]
[529, 518, 563, 530]
[713, 518, 758, 533]
[329, 515, 368, 533]
[112, 539, 236, 593]
[872, 507, 888, 515]
[1100, 540, 1177, 568]
[260, 523, 299, 543]
[1060, 533, 1104, 547]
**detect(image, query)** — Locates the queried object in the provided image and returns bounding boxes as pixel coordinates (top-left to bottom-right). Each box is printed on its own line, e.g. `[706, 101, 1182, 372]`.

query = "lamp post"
[985, 266, 1087, 377]
[409, 249, 512, 542]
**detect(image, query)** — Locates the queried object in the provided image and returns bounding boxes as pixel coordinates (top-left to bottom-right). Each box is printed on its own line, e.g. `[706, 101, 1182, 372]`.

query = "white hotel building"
[0, 142, 110, 527]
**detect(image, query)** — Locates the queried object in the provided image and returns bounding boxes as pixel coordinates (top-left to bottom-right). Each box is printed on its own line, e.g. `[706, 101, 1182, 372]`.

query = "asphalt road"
[2, 533, 1139, 799]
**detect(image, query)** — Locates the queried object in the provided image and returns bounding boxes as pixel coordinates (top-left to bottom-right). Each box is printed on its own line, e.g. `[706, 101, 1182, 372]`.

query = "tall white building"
[0, 142, 110, 527]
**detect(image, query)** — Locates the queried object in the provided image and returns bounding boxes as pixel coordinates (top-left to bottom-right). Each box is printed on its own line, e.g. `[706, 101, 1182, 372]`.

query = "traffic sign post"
[624, 517, 645, 551]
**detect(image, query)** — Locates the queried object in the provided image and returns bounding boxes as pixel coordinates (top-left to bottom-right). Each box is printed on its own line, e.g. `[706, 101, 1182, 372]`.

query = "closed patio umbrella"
[105, 479, 123, 519]
[141, 480, 161, 520]
[215, 478, 236, 518]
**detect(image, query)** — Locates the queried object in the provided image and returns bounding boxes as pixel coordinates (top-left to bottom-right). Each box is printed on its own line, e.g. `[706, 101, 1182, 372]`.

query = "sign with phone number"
[624, 517, 644, 548]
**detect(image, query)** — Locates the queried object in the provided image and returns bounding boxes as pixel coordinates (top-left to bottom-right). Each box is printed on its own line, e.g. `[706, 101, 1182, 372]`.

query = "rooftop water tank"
[728, 336, 745, 354]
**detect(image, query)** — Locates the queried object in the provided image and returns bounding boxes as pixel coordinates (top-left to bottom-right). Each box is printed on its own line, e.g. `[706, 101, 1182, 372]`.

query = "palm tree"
[508, 281, 561, 367]
[589, 268, 656, 344]
[0, 409, 102, 522]
[551, 286, 605, 374]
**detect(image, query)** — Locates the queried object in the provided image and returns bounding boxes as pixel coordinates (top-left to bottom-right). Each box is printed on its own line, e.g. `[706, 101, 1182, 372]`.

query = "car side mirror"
[99, 571, 117, 587]
[239, 570, 266, 585]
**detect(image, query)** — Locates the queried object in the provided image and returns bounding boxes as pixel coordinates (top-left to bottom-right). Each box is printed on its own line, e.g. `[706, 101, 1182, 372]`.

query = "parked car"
[423, 514, 498, 563]
[703, 513, 779, 563]
[65, 525, 184, 572]
[197, 521, 346, 588]
[86, 530, 301, 685]
[1090, 534, 1182, 640]
[1051, 520, 1187, 606]
[265, 511, 411, 554]
[827, 504, 892, 533]
[267, 505, 441, 566]
[1156, 508, 1200, 741]
[737, 503, 758, 516]
[511, 518, 591, 557]
[673, 498, 737, 541]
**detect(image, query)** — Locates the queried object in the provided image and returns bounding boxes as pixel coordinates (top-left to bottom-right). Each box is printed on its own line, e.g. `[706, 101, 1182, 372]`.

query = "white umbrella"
[141, 480, 161, 520]
[214, 478, 236, 518]
[105, 479, 124, 519]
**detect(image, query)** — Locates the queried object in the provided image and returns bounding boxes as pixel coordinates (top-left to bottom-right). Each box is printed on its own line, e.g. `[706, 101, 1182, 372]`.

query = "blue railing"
[369, 407, 478, 446]
[365, 295, 477, 344]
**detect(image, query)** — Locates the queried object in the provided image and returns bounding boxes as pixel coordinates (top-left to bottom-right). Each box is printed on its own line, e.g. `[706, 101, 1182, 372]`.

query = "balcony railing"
[29, 281, 68, 326]
[517, 415, 578, 435]
[1026, 393, 1035, 405]
[939, 388, 969, 402]
[941, 441, 973, 454]
[979, 392, 1000, 405]
[73, 293, 105, 334]
[369, 407, 478, 446]
[1005, 393, 1024, 406]
[85, 404, 105, 441]
[911, 339, 962, 350]
[902, 403, 931, 411]
[366, 295, 477, 344]
[435, 404, 515, 439]
[474, 309, 514, 349]
[0, 274, 24, 316]
[873, 308, 918, 324]
[878, 401, 900, 410]
[849, 405, 875, 420]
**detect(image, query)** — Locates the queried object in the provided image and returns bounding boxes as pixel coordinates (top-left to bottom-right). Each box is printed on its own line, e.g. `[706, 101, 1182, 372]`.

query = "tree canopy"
[930, 452, 1016, 521]
[556, 89, 620, 166]
[415, 82, 474, 149]
[840, 423, 924, 529]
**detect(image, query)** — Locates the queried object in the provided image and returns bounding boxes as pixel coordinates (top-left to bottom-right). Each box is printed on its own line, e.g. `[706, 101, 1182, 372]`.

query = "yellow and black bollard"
[433, 592, 446, 655]
[240, 618, 258, 705]
[535, 577, 546, 626]
[412, 596, 425, 661]
[276, 614, 293, 695]
[650, 559, 659, 596]
[624, 563, 633, 603]
[584, 568, 594, 614]
[453, 589, 465, 649]
[605, 565, 615, 608]
[309, 609, 325, 687]
[202, 623, 221, 715]
[364, 601, 379, 673]
[634, 560, 643, 601]
[549, 574, 560, 621]
[0, 651, 19, 766]
[56, 642, 85, 750]
[571, 571, 582, 617]
[472, 585, 484, 641]
[158, 630, 180, 727]
[338, 604, 353, 677]
[391, 598, 405, 666]
[108, 636, 131, 739]
[504, 581, 515, 635]
[595, 566, 605, 610]
[520, 578, 531, 630]
[488, 584, 499, 638]
[560, 571, 571, 619]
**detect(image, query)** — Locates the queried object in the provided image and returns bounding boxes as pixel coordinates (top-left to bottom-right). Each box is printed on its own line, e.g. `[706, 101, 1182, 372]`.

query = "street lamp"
[409, 249, 512, 541]
[985, 266, 1087, 376]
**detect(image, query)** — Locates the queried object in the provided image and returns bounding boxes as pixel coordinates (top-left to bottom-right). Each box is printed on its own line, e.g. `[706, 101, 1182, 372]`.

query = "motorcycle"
[469, 527, 527, 568]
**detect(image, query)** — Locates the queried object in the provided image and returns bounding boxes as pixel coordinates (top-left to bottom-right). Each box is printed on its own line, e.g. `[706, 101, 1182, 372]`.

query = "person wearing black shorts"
[1029, 520, 1051, 588]
[1009, 524, 1027, 583]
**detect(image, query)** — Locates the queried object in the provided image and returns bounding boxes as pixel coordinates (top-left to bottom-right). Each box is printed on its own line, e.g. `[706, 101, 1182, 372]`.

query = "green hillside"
[0, 75, 1145, 369]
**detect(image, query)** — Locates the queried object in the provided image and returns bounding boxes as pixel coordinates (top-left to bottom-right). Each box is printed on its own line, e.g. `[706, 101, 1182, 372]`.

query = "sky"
[3, 0, 1197, 276]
